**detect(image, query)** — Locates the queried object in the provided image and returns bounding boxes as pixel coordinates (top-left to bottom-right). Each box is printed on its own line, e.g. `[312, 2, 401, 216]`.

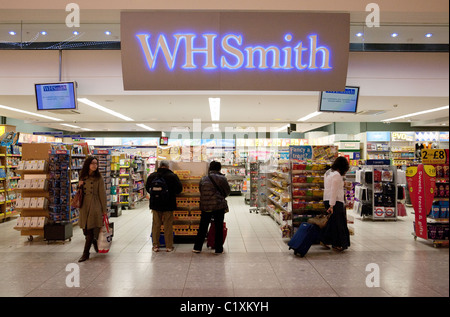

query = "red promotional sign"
[406, 164, 436, 240]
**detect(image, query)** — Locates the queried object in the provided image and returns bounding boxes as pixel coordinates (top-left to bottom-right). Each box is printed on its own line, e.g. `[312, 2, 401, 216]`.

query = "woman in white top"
[321, 156, 350, 251]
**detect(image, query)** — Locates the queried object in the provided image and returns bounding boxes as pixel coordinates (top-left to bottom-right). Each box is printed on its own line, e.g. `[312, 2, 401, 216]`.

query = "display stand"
[93, 149, 112, 216]
[14, 143, 51, 241]
[46, 144, 88, 226]
[354, 160, 398, 221]
[0, 140, 22, 221]
[408, 149, 449, 247]
[171, 161, 207, 241]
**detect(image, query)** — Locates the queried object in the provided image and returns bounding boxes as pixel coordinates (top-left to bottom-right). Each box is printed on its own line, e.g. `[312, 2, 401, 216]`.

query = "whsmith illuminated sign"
[136, 33, 332, 71]
[121, 11, 350, 91]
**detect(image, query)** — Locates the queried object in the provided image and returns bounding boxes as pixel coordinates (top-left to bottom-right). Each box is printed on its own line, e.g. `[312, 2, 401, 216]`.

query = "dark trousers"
[194, 209, 225, 253]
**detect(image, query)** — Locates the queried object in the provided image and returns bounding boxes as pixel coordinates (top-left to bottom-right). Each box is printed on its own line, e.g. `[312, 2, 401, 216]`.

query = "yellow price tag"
[422, 149, 447, 164]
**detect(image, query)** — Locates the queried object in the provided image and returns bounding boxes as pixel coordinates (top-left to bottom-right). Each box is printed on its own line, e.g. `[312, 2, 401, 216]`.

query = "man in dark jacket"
[193, 161, 230, 254]
[146, 160, 182, 252]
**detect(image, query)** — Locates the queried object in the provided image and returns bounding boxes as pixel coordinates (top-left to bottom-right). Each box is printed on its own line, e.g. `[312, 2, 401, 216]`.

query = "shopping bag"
[70, 186, 84, 209]
[98, 215, 112, 253]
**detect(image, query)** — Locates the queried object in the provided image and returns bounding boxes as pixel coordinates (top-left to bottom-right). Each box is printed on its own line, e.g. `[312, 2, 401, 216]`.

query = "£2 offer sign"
[406, 164, 436, 240]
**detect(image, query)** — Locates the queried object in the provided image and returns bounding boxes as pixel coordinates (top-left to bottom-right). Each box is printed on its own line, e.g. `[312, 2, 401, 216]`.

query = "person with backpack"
[193, 161, 231, 254]
[145, 160, 182, 252]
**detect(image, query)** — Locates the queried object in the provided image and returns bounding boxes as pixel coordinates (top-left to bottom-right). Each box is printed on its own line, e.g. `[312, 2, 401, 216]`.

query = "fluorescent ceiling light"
[212, 123, 220, 132]
[382, 105, 449, 122]
[61, 123, 80, 129]
[136, 123, 155, 131]
[78, 98, 134, 121]
[276, 124, 290, 132]
[81, 128, 93, 131]
[0, 104, 63, 121]
[298, 111, 322, 121]
[209, 98, 220, 121]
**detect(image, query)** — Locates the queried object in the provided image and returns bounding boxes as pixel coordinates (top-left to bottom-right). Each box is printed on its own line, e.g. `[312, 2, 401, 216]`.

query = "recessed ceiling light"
[297, 111, 322, 122]
[40, 31, 47, 35]
[382, 105, 450, 122]
[0, 104, 63, 121]
[77, 98, 134, 121]
[391, 33, 398, 38]
[136, 123, 155, 131]
[355, 32, 363, 37]
[209, 98, 220, 121]
[9, 31, 16, 36]
[73, 31, 79, 35]
[425, 33, 433, 38]
[105, 31, 111, 35]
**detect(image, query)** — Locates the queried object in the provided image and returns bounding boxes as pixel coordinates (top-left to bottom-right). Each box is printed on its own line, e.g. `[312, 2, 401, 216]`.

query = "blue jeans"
[193, 209, 225, 253]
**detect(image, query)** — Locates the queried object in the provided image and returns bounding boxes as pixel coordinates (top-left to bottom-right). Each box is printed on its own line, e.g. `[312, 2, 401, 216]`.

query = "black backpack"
[149, 173, 170, 211]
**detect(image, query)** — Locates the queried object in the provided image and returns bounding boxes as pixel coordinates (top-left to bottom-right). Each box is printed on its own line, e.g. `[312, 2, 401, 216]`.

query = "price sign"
[421, 149, 448, 164]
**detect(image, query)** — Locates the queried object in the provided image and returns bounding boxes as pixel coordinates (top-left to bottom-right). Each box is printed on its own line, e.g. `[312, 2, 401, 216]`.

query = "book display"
[14, 143, 51, 241]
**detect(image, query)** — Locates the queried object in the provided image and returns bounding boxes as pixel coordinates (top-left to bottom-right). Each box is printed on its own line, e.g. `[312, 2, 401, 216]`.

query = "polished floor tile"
[0, 195, 448, 298]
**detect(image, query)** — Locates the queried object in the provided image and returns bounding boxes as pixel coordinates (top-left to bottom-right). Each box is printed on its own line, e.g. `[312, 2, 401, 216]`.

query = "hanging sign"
[421, 149, 448, 165]
[406, 164, 436, 240]
[121, 11, 350, 91]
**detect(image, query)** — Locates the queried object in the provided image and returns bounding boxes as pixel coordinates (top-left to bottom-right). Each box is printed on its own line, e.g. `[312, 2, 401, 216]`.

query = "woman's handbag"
[70, 186, 84, 209]
[307, 214, 330, 229]
[98, 215, 113, 253]
[208, 175, 229, 213]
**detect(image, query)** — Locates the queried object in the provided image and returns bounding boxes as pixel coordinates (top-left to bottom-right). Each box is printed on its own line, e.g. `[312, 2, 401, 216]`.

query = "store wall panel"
[0, 50, 448, 98]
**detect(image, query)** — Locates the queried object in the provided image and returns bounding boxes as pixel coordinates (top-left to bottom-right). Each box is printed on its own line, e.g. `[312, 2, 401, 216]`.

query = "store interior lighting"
[0, 104, 63, 121]
[136, 123, 155, 131]
[77, 98, 135, 121]
[382, 105, 449, 122]
[209, 98, 220, 121]
[297, 111, 322, 121]
[60, 123, 80, 129]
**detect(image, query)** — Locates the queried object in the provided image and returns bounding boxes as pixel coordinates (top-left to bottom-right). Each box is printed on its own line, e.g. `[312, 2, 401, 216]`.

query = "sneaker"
[152, 246, 159, 252]
[166, 247, 174, 252]
[192, 249, 201, 253]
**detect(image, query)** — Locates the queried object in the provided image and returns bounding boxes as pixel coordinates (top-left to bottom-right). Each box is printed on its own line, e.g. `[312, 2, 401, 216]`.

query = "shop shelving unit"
[222, 164, 246, 196]
[0, 145, 22, 221]
[267, 160, 291, 238]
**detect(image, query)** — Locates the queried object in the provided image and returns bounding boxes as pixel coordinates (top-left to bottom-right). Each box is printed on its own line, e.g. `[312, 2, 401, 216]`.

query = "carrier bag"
[98, 215, 112, 253]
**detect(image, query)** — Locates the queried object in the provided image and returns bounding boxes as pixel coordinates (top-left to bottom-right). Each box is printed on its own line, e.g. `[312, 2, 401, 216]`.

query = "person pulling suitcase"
[193, 161, 231, 254]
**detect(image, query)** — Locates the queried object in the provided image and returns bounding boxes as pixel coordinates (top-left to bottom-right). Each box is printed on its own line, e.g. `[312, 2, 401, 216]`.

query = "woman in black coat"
[193, 161, 230, 254]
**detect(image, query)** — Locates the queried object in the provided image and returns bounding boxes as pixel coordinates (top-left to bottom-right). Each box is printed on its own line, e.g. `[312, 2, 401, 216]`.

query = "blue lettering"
[136, 32, 333, 72]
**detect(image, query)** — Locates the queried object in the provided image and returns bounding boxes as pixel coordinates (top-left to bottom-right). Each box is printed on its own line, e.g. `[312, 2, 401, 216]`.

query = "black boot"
[79, 229, 94, 262]
[78, 253, 89, 262]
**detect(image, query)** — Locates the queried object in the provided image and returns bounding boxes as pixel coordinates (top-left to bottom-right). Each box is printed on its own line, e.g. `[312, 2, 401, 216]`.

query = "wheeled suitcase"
[207, 222, 227, 249]
[288, 222, 320, 257]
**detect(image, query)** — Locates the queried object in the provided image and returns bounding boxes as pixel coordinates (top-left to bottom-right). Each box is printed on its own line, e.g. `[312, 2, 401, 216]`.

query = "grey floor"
[0, 195, 448, 297]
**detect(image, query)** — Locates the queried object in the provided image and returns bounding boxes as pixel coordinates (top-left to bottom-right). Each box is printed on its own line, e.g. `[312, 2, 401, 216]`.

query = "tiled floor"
[0, 195, 448, 298]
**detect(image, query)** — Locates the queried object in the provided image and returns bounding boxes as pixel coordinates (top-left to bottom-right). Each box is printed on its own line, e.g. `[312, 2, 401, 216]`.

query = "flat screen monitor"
[159, 137, 169, 146]
[35, 81, 78, 111]
[318, 86, 359, 113]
